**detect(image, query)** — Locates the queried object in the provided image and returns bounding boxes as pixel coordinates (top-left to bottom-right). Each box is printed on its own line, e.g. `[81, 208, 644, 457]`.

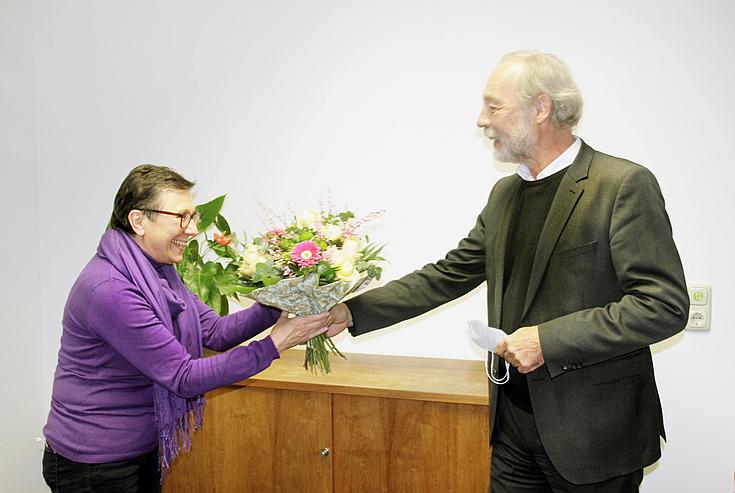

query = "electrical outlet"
[686, 284, 711, 331]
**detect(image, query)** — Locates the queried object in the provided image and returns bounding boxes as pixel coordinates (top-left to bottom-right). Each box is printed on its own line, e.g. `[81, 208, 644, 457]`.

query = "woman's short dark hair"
[108, 164, 196, 234]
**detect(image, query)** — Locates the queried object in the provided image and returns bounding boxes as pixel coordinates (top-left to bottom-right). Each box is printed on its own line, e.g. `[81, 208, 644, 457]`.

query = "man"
[326, 51, 689, 492]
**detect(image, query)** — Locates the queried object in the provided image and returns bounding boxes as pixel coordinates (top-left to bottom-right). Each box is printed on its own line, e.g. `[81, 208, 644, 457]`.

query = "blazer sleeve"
[346, 200, 490, 335]
[539, 165, 689, 378]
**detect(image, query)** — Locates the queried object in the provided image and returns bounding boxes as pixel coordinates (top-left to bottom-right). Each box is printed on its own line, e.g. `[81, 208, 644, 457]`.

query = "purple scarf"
[97, 229, 205, 480]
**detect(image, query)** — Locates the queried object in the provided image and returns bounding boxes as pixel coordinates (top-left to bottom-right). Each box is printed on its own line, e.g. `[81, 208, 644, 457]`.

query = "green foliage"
[279, 238, 296, 251]
[316, 262, 337, 284]
[357, 241, 385, 280]
[176, 195, 239, 316]
[251, 261, 281, 287]
[195, 195, 226, 232]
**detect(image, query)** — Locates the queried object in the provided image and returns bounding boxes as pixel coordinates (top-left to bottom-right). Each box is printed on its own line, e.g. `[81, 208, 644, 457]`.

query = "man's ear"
[128, 210, 146, 236]
[535, 94, 553, 124]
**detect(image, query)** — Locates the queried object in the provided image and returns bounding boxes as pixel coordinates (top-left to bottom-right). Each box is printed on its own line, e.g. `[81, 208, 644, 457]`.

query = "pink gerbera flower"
[291, 240, 322, 268]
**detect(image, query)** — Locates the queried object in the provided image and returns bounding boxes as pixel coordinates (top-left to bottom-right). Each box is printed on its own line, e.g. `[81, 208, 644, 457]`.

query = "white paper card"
[466, 319, 506, 353]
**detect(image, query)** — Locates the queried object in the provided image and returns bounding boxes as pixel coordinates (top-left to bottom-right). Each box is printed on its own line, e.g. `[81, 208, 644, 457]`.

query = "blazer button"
[561, 365, 569, 370]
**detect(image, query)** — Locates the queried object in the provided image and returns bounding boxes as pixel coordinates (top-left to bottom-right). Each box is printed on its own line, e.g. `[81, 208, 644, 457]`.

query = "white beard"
[485, 111, 536, 164]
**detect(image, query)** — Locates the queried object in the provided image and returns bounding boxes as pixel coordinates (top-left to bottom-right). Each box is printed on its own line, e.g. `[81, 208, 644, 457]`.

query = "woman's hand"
[269, 311, 330, 354]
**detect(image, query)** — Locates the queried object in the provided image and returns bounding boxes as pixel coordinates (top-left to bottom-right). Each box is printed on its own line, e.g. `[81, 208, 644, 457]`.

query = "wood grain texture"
[332, 394, 490, 493]
[163, 386, 332, 493]
[239, 349, 488, 405]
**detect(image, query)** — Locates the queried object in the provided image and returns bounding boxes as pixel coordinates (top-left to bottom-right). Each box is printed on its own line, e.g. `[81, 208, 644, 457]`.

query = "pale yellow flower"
[335, 258, 360, 282]
[296, 209, 321, 229]
[322, 224, 342, 241]
[341, 237, 362, 255]
[238, 244, 269, 278]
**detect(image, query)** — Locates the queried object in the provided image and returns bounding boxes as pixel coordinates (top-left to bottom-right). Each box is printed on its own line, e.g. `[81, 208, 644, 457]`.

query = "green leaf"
[251, 262, 270, 282]
[320, 271, 336, 284]
[198, 273, 210, 302]
[367, 265, 383, 280]
[215, 214, 231, 235]
[298, 231, 314, 242]
[317, 262, 337, 283]
[214, 267, 241, 296]
[175, 259, 188, 278]
[196, 195, 226, 232]
[225, 245, 240, 260]
[262, 276, 281, 286]
[232, 285, 257, 295]
[209, 290, 222, 314]
[279, 238, 296, 251]
[338, 211, 355, 222]
[209, 242, 229, 258]
[186, 267, 203, 299]
[184, 239, 200, 262]
[177, 262, 193, 288]
[219, 294, 229, 316]
[207, 240, 240, 260]
[361, 243, 386, 262]
[189, 262, 221, 305]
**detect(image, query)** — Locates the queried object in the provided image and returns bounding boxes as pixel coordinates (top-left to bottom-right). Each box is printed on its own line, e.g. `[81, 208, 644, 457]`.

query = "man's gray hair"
[501, 51, 583, 130]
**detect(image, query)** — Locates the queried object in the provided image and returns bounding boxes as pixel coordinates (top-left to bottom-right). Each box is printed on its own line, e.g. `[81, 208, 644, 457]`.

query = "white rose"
[239, 244, 267, 278]
[296, 209, 320, 229]
[322, 224, 342, 242]
[335, 258, 360, 282]
[341, 237, 362, 255]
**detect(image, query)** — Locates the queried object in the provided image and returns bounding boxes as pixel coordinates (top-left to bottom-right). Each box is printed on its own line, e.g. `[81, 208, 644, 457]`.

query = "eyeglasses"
[141, 209, 201, 229]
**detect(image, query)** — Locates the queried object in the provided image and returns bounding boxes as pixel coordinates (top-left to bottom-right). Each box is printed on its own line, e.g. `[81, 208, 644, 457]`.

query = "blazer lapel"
[521, 142, 594, 320]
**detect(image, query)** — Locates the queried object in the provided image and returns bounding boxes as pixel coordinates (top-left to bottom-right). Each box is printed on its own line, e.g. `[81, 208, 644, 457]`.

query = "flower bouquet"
[177, 196, 385, 374]
[236, 207, 385, 373]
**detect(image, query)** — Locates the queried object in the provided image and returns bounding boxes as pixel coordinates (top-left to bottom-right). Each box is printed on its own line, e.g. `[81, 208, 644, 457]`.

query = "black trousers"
[490, 390, 644, 493]
[42, 444, 161, 493]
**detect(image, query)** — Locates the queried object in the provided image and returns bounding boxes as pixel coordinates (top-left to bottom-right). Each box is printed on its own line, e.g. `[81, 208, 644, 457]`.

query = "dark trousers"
[42, 444, 161, 493]
[490, 390, 644, 493]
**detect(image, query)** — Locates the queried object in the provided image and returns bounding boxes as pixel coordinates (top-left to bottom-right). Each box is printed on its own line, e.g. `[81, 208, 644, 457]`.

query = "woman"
[42, 165, 329, 492]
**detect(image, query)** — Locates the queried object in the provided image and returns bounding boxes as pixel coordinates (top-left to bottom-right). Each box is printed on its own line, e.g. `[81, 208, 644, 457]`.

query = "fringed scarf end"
[156, 396, 206, 483]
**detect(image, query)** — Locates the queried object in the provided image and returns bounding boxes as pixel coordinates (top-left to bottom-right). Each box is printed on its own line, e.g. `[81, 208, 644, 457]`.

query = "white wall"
[0, 1, 47, 491]
[16, 0, 735, 491]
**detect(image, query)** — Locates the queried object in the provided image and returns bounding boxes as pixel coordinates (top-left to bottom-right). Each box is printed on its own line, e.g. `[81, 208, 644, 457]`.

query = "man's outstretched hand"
[325, 303, 354, 337]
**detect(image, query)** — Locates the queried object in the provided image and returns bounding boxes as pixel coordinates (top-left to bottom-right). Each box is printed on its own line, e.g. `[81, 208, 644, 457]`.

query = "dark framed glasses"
[141, 209, 201, 229]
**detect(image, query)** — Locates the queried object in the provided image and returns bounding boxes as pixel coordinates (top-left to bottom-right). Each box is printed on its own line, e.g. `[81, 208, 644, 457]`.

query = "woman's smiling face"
[133, 188, 198, 264]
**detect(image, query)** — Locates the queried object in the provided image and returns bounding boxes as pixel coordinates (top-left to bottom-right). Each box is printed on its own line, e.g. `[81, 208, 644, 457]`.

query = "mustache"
[483, 128, 497, 140]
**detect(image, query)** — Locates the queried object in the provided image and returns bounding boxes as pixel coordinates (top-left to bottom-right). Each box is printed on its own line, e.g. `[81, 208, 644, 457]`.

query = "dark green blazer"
[346, 141, 689, 484]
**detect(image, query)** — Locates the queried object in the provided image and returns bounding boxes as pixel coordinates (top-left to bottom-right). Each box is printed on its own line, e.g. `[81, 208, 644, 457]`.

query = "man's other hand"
[495, 325, 545, 374]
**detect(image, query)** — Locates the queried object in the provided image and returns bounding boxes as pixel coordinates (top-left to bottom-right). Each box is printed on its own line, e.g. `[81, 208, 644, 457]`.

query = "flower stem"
[303, 333, 346, 374]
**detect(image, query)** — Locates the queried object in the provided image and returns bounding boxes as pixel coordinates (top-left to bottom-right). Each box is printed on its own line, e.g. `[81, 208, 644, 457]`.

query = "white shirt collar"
[516, 137, 581, 181]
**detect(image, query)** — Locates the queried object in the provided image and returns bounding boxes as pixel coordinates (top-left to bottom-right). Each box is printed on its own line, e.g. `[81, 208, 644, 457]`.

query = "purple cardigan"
[43, 253, 281, 463]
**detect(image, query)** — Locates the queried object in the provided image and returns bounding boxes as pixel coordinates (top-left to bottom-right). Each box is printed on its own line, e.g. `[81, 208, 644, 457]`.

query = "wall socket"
[686, 284, 711, 331]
